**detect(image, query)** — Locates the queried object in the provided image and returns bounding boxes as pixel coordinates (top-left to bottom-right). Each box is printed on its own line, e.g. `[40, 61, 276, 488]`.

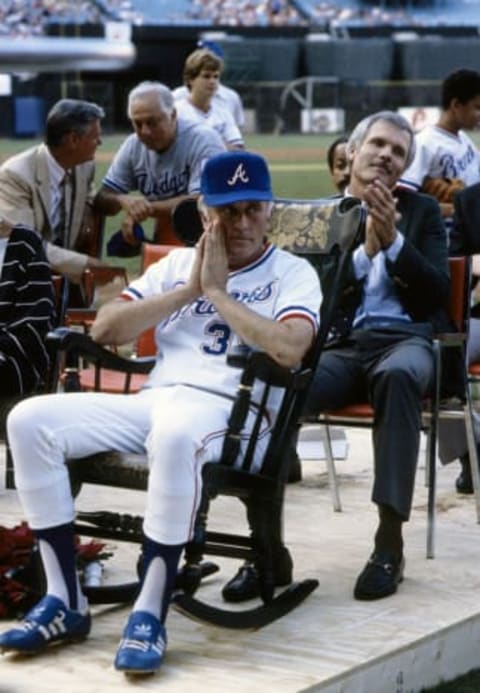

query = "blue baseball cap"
[106, 223, 145, 257]
[197, 40, 224, 59]
[201, 151, 273, 207]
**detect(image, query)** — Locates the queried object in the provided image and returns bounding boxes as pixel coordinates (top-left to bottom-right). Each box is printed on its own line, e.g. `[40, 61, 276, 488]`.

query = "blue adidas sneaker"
[0, 595, 91, 653]
[114, 610, 167, 674]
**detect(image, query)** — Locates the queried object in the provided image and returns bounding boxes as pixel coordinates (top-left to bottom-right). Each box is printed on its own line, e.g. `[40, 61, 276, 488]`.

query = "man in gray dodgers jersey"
[94, 81, 225, 245]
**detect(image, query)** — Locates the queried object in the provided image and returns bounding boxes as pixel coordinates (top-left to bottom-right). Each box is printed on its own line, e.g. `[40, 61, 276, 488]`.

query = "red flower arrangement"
[0, 522, 113, 619]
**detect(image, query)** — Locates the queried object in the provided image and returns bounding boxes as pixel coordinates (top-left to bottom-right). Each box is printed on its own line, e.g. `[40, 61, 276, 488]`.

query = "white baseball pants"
[7, 385, 270, 544]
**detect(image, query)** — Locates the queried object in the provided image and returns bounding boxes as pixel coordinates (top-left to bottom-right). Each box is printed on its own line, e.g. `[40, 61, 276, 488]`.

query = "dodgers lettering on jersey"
[136, 166, 190, 199]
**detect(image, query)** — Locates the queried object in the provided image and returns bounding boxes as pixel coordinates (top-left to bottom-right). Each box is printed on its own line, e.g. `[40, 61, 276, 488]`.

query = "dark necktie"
[53, 172, 71, 247]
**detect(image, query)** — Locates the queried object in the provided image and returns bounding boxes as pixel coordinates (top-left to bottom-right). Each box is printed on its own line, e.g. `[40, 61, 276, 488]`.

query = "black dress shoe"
[222, 548, 293, 603]
[455, 453, 475, 495]
[353, 551, 405, 601]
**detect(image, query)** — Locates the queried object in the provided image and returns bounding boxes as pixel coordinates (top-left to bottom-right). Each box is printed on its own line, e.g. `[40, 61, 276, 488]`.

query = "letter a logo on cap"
[200, 151, 272, 205]
[227, 164, 249, 186]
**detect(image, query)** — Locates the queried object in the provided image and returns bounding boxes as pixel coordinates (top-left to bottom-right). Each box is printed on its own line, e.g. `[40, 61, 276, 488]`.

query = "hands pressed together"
[363, 178, 400, 258]
[187, 218, 229, 299]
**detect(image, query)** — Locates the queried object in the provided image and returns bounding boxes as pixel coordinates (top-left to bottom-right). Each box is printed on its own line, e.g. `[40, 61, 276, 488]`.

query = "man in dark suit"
[450, 183, 480, 256]
[223, 110, 451, 603]
[304, 111, 449, 600]
[440, 182, 480, 493]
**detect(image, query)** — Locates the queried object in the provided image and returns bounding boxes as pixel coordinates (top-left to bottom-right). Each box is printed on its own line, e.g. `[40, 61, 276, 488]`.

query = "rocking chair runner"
[43, 196, 366, 630]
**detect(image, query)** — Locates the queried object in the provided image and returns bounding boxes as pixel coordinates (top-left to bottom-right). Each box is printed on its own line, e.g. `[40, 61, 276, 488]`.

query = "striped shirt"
[0, 225, 55, 395]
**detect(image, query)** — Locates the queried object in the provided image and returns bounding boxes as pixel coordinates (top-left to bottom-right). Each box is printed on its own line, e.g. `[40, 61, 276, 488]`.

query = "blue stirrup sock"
[135, 537, 184, 623]
[35, 522, 84, 611]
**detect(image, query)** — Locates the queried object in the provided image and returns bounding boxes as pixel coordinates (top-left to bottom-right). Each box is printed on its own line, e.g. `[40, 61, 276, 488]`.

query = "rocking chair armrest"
[131, 355, 157, 370]
[227, 345, 311, 390]
[65, 308, 98, 330]
[434, 331, 467, 347]
[46, 327, 155, 375]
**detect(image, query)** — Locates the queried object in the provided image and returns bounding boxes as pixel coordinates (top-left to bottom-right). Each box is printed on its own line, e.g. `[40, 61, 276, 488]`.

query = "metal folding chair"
[314, 255, 480, 558]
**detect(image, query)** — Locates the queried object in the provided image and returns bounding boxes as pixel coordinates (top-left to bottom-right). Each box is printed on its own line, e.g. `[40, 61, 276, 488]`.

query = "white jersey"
[399, 124, 480, 190]
[175, 97, 244, 149]
[102, 117, 225, 199]
[121, 244, 321, 414]
[173, 82, 245, 129]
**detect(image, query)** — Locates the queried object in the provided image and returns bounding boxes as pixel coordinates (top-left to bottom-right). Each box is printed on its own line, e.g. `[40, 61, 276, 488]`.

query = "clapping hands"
[363, 178, 400, 257]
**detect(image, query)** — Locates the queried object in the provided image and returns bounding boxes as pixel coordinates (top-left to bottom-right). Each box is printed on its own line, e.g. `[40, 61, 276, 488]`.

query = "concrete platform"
[0, 428, 479, 693]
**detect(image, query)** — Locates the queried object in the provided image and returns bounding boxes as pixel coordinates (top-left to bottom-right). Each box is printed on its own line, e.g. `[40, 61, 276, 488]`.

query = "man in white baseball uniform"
[173, 40, 246, 131]
[399, 68, 480, 227]
[1, 151, 321, 676]
[174, 47, 244, 150]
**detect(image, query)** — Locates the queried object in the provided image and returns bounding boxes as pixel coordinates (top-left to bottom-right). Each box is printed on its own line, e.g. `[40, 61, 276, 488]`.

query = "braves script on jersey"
[121, 244, 321, 414]
[399, 124, 480, 190]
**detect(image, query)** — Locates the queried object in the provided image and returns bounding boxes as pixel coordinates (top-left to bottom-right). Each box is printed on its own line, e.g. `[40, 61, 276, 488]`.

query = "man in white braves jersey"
[399, 68, 480, 225]
[94, 81, 225, 247]
[1, 151, 321, 676]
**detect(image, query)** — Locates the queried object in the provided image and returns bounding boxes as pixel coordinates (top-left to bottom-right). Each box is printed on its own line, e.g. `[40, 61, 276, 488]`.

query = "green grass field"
[0, 132, 337, 196]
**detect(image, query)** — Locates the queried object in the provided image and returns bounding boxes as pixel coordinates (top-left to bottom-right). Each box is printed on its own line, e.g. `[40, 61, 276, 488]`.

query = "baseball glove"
[421, 176, 465, 203]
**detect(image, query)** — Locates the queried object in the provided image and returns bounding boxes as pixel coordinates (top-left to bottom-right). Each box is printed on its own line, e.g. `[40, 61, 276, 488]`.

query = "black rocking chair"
[41, 196, 365, 630]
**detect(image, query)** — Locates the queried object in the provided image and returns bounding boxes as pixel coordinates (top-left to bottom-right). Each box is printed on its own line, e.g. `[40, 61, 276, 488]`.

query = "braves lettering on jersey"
[174, 98, 244, 149]
[102, 117, 225, 200]
[121, 244, 321, 415]
[399, 125, 480, 190]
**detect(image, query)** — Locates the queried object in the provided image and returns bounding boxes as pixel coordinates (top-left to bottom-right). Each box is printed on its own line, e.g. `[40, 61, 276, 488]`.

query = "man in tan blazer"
[0, 99, 109, 283]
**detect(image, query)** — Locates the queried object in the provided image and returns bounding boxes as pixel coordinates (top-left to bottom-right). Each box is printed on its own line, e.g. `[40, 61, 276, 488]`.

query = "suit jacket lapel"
[35, 145, 52, 229]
